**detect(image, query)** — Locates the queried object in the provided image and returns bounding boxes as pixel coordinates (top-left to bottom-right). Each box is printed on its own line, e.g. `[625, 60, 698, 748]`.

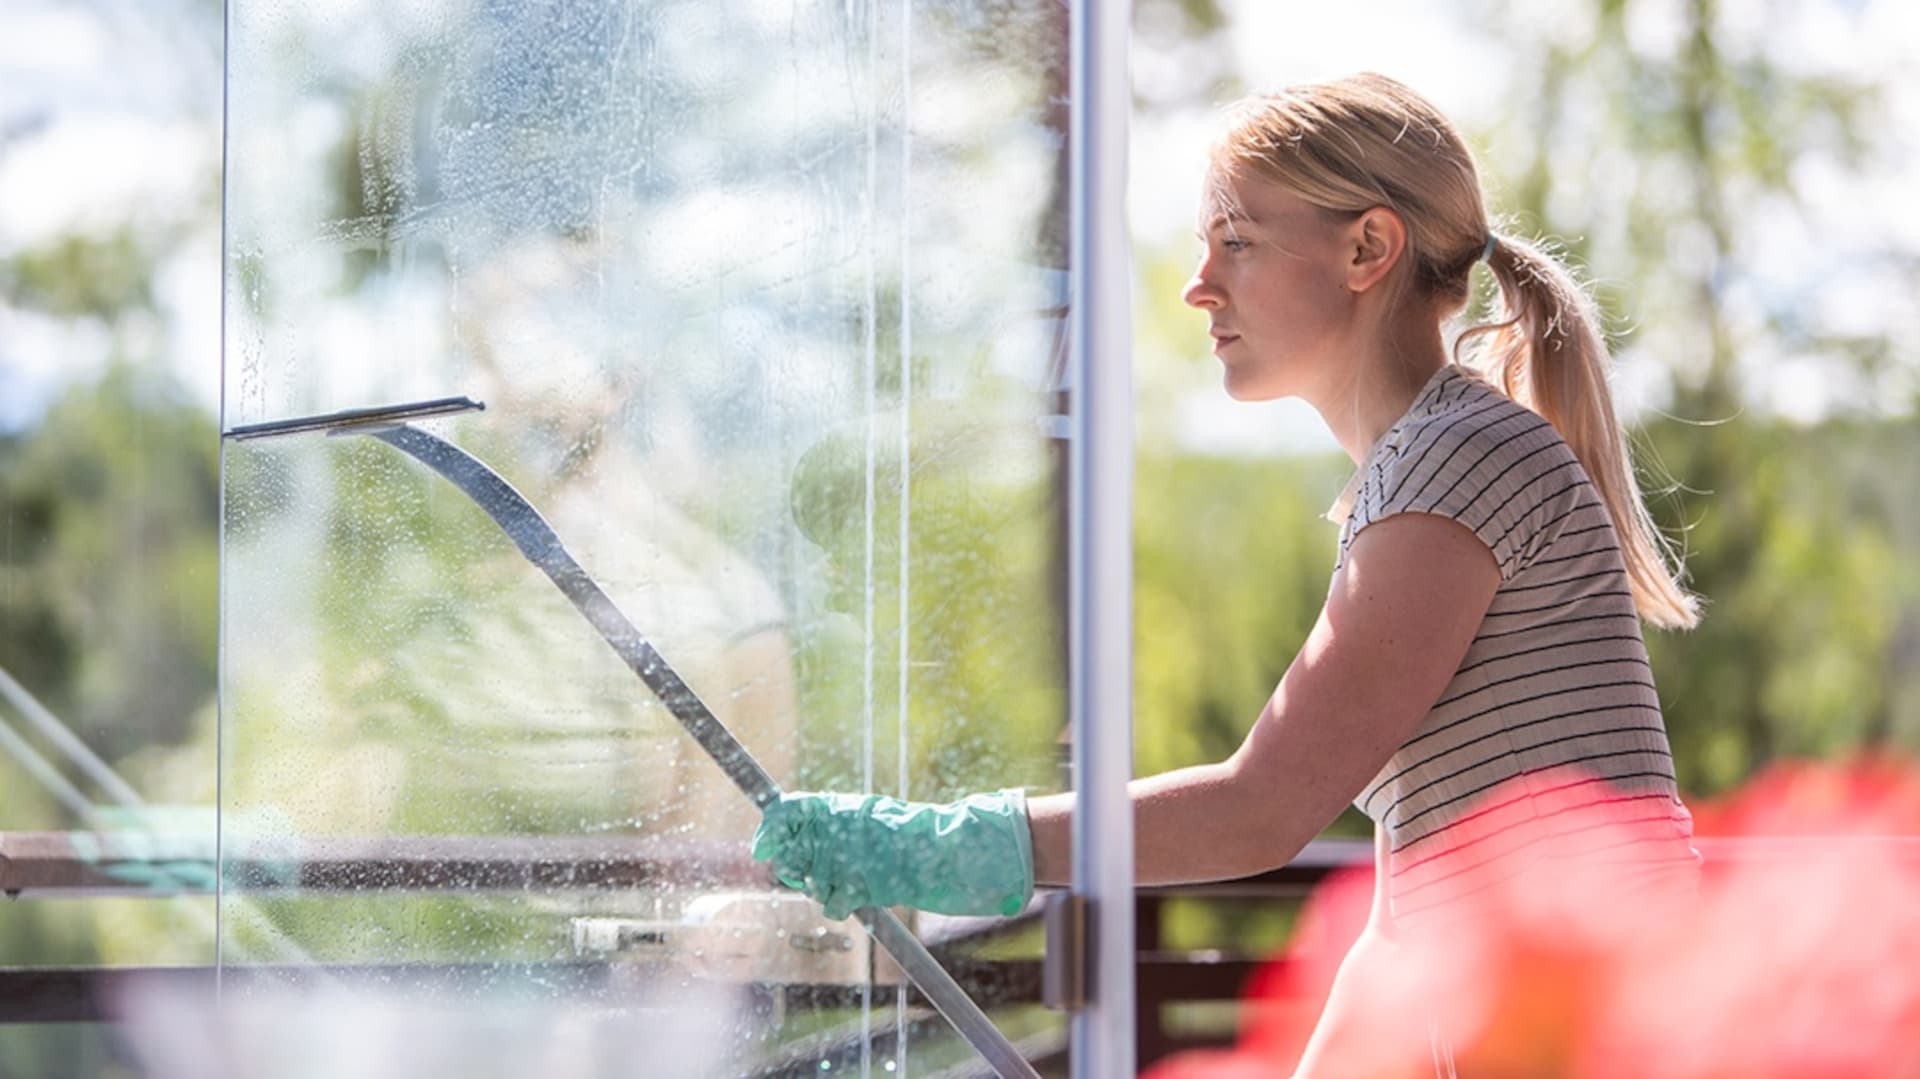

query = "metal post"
[1067, 0, 1136, 1074]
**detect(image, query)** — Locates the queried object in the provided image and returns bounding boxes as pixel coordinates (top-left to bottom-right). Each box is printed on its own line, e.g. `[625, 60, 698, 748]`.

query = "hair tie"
[1479, 233, 1498, 263]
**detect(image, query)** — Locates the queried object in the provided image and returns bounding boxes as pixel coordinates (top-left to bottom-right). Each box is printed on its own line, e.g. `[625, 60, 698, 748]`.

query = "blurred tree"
[1132, 454, 1341, 778]
[0, 366, 219, 1075]
[0, 367, 218, 766]
[1467, 0, 1920, 792]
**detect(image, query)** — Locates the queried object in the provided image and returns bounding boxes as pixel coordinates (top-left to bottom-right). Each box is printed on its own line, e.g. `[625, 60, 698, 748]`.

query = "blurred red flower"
[1143, 757, 1920, 1079]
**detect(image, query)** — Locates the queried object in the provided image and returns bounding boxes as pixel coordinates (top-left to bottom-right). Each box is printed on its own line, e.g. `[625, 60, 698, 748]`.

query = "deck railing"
[4, 832, 1915, 1073]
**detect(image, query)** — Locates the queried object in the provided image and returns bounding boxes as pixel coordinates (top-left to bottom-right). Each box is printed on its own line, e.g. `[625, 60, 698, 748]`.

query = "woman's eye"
[1220, 238, 1251, 252]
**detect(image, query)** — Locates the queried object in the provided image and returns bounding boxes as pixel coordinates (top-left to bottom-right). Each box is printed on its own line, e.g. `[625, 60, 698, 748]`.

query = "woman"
[754, 72, 1703, 1072]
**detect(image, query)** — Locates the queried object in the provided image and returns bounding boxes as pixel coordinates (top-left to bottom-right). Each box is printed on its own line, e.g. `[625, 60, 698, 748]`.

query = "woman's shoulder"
[1387, 367, 1553, 455]
[1376, 372, 1570, 498]
[1347, 367, 1594, 580]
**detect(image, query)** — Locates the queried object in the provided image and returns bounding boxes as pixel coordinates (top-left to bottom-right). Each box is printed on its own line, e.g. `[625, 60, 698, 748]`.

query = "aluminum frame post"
[1066, 0, 1137, 1073]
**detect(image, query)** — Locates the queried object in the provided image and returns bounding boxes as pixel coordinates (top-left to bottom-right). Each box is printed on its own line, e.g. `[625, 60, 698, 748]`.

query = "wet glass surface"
[220, 1, 1071, 1073]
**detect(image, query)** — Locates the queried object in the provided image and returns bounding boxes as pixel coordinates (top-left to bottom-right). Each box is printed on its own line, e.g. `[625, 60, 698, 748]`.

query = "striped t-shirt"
[1331, 364, 1699, 930]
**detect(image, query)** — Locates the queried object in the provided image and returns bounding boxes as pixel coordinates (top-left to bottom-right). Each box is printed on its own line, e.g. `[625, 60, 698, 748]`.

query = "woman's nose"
[1182, 267, 1222, 310]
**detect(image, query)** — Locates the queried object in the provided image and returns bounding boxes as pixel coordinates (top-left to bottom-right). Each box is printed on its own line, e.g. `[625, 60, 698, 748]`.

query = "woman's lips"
[1211, 333, 1240, 353]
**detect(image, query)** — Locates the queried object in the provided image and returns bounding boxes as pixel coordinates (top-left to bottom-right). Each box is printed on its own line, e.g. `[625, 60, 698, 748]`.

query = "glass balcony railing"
[210, 1, 1078, 1074]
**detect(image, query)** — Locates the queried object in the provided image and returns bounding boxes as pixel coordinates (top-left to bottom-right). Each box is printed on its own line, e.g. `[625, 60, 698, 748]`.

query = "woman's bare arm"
[1027, 511, 1501, 886]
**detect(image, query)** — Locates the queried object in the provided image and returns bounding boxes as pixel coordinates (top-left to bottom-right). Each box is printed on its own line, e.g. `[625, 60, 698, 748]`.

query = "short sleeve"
[1345, 405, 1587, 581]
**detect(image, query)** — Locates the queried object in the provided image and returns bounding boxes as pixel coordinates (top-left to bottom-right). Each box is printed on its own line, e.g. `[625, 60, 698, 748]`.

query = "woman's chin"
[1221, 372, 1283, 403]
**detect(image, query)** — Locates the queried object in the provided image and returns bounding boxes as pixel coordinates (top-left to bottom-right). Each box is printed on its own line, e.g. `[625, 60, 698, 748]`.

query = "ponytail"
[1458, 235, 1701, 630]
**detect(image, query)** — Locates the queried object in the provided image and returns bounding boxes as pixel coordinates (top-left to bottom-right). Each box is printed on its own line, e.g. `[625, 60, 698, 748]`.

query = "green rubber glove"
[751, 789, 1035, 921]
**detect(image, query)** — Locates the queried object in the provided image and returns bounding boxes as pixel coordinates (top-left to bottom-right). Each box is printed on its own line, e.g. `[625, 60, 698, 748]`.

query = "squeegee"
[223, 397, 1040, 1079]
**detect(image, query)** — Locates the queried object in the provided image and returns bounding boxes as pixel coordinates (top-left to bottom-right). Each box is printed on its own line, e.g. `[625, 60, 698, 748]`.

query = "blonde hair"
[1210, 73, 1699, 630]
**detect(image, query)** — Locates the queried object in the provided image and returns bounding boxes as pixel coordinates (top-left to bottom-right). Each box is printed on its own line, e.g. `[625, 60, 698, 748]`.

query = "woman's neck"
[1309, 322, 1451, 465]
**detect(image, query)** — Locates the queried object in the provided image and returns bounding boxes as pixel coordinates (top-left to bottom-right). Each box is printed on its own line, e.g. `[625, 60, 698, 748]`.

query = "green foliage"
[785, 406, 1068, 797]
[3, 228, 155, 319]
[0, 365, 218, 761]
[0, 368, 221, 989]
[1132, 452, 1345, 775]
[1643, 413, 1920, 793]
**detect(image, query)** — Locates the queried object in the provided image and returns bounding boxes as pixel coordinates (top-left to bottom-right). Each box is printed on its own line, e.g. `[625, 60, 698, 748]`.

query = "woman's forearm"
[1026, 759, 1313, 887]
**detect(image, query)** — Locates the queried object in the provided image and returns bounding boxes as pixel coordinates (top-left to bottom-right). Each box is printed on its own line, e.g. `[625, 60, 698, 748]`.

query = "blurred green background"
[4, 0, 1919, 1074]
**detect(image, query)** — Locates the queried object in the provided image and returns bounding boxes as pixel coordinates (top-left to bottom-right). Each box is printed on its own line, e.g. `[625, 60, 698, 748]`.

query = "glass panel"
[220, 0, 1068, 1073]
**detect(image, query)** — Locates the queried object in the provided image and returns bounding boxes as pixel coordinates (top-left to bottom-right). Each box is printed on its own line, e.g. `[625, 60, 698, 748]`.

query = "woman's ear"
[1345, 206, 1407, 294]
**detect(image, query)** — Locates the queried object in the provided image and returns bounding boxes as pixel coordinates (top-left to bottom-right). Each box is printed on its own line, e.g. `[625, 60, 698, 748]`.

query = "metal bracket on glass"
[221, 399, 1041, 1079]
[1042, 891, 1092, 1011]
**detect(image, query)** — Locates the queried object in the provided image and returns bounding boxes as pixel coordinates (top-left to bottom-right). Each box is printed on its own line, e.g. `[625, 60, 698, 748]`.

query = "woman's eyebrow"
[1203, 213, 1257, 232]
[1195, 213, 1259, 241]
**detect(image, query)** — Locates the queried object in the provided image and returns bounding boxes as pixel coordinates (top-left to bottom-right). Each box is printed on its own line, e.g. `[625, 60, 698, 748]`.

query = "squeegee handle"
[357, 424, 1040, 1079]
